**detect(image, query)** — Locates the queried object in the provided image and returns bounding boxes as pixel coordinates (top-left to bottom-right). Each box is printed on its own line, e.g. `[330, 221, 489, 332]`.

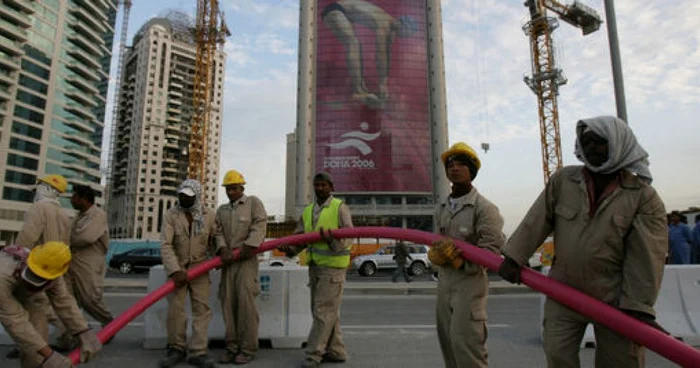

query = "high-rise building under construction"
[0, 0, 117, 244]
[287, 0, 449, 231]
[108, 13, 225, 240]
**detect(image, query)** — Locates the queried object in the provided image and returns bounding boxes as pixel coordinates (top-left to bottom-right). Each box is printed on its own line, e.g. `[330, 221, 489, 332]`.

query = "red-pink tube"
[69, 227, 700, 366]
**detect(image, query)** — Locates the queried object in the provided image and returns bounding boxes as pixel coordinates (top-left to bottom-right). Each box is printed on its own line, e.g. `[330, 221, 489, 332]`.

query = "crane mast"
[105, 0, 132, 210]
[188, 0, 229, 204]
[523, 0, 601, 184]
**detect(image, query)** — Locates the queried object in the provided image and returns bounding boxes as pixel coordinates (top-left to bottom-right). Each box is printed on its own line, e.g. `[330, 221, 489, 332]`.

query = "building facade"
[0, 0, 116, 244]
[108, 14, 225, 240]
[287, 0, 449, 231]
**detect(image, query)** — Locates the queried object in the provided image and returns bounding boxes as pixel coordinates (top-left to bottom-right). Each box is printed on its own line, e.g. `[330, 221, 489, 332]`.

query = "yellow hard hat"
[27, 241, 72, 280]
[440, 142, 481, 170]
[37, 174, 68, 193]
[222, 170, 246, 186]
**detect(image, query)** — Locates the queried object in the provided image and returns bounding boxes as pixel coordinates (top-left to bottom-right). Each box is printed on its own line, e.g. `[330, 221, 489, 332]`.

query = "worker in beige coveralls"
[430, 142, 505, 368]
[499, 116, 668, 368]
[215, 170, 268, 365]
[159, 179, 217, 368]
[7, 174, 74, 358]
[64, 185, 115, 331]
[0, 241, 101, 368]
[281, 172, 354, 368]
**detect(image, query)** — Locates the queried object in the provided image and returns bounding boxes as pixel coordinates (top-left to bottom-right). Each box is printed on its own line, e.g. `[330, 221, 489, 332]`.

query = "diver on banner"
[321, 0, 418, 108]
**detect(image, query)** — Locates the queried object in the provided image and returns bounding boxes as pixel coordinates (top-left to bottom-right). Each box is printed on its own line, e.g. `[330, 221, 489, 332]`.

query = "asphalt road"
[0, 293, 680, 367]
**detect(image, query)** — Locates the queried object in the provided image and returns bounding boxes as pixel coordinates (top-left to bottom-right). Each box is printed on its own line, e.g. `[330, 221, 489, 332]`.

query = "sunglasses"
[21, 267, 49, 288]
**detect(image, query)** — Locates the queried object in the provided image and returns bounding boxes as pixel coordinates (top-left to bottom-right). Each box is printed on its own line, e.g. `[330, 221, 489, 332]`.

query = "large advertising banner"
[315, 0, 431, 192]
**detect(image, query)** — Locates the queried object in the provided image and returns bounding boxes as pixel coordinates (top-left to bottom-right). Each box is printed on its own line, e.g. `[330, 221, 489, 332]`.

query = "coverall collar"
[444, 187, 478, 213]
[228, 194, 248, 209]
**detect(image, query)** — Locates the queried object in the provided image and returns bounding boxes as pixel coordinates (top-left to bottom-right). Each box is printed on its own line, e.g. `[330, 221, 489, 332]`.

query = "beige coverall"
[295, 196, 354, 363]
[63, 205, 114, 325]
[435, 188, 505, 368]
[15, 200, 72, 346]
[16, 201, 71, 248]
[214, 195, 267, 356]
[161, 206, 217, 355]
[503, 167, 668, 368]
[0, 252, 89, 368]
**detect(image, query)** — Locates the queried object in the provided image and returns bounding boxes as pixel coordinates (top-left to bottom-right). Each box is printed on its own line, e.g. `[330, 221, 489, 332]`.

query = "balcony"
[69, 6, 106, 34]
[0, 85, 12, 101]
[74, 0, 108, 22]
[66, 74, 99, 95]
[70, 19, 103, 45]
[0, 53, 20, 70]
[66, 88, 97, 107]
[0, 5, 31, 27]
[64, 117, 93, 132]
[68, 48, 102, 71]
[67, 32, 103, 58]
[0, 35, 23, 56]
[65, 102, 97, 121]
[65, 134, 94, 147]
[0, 20, 28, 42]
[4, 0, 35, 14]
[0, 103, 8, 117]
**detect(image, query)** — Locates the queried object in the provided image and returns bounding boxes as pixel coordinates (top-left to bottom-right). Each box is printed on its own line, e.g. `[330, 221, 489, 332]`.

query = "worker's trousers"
[305, 265, 347, 363]
[436, 264, 489, 368]
[219, 257, 260, 356]
[16, 292, 50, 368]
[543, 298, 644, 368]
[63, 260, 114, 324]
[166, 267, 212, 355]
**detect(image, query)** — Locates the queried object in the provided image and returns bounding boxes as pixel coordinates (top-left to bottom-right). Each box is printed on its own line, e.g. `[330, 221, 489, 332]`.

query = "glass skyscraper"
[0, 0, 117, 244]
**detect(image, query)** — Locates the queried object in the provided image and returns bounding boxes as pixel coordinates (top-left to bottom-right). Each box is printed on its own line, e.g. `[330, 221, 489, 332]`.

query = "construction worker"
[499, 116, 668, 367]
[16, 174, 71, 248]
[62, 185, 114, 334]
[431, 142, 505, 368]
[0, 241, 102, 368]
[281, 171, 354, 368]
[159, 179, 218, 368]
[8, 174, 73, 358]
[214, 170, 267, 365]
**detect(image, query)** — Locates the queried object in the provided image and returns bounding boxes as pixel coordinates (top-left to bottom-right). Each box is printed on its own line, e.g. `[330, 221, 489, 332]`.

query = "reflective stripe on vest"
[303, 198, 350, 268]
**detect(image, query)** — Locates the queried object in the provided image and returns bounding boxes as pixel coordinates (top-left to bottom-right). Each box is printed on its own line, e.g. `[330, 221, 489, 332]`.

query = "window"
[16, 90, 46, 109]
[5, 170, 36, 185]
[10, 137, 40, 155]
[18, 75, 48, 94]
[3, 187, 33, 202]
[14, 105, 44, 124]
[21, 59, 50, 79]
[11, 121, 42, 140]
[7, 153, 39, 170]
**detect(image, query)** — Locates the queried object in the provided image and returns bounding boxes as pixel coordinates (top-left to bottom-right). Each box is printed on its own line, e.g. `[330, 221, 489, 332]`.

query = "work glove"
[278, 244, 298, 258]
[170, 270, 188, 287]
[498, 256, 522, 284]
[428, 240, 449, 266]
[622, 309, 669, 335]
[77, 329, 102, 363]
[319, 227, 336, 245]
[41, 351, 72, 367]
[238, 245, 255, 261]
[442, 242, 464, 269]
[219, 248, 234, 266]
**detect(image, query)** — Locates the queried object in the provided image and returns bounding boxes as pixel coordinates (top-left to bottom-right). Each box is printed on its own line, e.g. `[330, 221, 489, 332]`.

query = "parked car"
[109, 248, 162, 274]
[352, 244, 431, 277]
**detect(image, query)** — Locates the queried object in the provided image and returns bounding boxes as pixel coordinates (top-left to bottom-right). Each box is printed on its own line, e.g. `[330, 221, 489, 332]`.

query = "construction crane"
[105, 0, 132, 210]
[187, 0, 230, 201]
[522, 0, 601, 184]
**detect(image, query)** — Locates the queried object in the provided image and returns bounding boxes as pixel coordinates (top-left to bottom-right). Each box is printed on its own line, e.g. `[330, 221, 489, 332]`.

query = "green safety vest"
[303, 198, 350, 268]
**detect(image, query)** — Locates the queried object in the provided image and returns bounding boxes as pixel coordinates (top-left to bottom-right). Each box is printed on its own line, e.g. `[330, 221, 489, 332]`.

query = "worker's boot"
[187, 354, 214, 368]
[159, 348, 185, 368]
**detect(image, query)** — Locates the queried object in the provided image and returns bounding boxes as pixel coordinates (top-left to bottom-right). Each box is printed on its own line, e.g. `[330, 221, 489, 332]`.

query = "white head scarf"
[34, 182, 60, 204]
[177, 179, 204, 236]
[574, 116, 653, 183]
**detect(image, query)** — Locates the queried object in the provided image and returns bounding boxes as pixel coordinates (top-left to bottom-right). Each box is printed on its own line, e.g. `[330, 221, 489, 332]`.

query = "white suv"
[352, 244, 432, 277]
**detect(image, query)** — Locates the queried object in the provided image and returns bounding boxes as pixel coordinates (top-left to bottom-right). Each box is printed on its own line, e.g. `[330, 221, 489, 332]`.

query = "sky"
[103, 0, 700, 234]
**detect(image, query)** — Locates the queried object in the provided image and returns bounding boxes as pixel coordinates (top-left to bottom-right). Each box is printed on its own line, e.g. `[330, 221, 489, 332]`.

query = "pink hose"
[69, 227, 700, 366]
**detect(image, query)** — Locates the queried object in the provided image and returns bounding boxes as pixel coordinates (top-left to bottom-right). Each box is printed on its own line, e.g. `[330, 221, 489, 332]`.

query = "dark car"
[109, 248, 162, 274]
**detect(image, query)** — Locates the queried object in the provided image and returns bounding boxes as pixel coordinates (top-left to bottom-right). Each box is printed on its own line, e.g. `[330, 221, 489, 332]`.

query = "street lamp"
[603, 0, 628, 123]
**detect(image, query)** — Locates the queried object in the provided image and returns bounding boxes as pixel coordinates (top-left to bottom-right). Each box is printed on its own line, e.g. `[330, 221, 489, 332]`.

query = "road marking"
[343, 324, 509, 329]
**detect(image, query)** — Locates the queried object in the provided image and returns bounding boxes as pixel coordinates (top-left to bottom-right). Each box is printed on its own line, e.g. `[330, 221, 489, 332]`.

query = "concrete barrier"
[143, 264, 312, 349]
[540, 265, 700, 348]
